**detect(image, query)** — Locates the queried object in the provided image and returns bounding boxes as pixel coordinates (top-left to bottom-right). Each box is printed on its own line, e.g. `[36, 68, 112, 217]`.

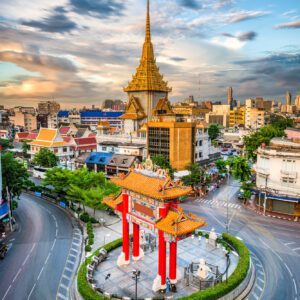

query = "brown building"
[286, 91, 291, 106]
[228, 87, 233, 106]
[255, 97, 264, 109]
[38, 101, 60, 115]
[147, 121, 195, 170]
[10, 111, 37, 131]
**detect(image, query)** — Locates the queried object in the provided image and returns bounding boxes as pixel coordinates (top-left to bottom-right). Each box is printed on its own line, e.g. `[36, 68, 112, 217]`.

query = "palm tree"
[231, 157, 251, 183]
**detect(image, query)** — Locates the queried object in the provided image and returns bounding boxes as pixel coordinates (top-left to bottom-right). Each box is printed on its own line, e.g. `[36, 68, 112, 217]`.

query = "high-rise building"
[286, 91, 292, 106]
[295, 95, 300, 109]
[229, 107, 245, 127]
[121, 0, 172, 135]
[255, 97, 264, 109]
[228, 87, 233, 106]
[38, 101, 60, 115]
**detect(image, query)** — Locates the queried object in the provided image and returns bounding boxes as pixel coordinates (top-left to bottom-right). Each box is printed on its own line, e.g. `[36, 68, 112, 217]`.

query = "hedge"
[77, 238, 123, 300]
[179, 233, 250, 300]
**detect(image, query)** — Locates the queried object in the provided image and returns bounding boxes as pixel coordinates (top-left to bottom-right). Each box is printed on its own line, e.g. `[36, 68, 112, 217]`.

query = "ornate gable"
[120, 96, 146, 120]
[153, 96, 174, 116]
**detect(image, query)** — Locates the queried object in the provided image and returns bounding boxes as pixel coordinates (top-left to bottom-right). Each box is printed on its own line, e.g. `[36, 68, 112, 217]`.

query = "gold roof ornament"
[124, 0, 172, 93]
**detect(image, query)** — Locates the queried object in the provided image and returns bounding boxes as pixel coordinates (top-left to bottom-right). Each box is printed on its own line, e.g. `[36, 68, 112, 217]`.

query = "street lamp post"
[225, 165, 230, 233]
[104, 233, 110, 246]
[225, 251, 230, 283]
[132, 269, 141, 300]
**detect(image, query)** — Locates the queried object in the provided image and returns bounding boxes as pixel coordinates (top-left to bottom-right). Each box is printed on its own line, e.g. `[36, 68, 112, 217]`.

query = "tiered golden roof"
[124, 0, 171, 93]
[110, 171, 192, 201]
[155, 207, 207, 236]
[119, 96, 146, 120]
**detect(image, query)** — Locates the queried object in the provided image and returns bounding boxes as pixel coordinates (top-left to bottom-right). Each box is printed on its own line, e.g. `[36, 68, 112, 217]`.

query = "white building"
[245, 99, 265, 129]
[195, 123, 220, 165]
[255, 138, 300, 217]
[28, 128, 73, 163]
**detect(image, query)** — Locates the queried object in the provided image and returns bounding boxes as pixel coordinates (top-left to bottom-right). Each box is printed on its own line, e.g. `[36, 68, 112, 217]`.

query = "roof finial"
[145, 0, 151, 42]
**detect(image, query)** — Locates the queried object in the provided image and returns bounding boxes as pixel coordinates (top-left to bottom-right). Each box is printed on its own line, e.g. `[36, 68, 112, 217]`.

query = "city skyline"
[0, 0, 300, 108]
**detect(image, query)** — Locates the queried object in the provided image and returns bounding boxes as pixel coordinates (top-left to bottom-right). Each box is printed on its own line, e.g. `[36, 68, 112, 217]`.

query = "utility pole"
[263, 176, 268, 216]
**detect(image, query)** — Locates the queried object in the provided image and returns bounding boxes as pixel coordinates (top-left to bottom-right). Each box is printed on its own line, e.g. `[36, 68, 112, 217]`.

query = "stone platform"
[93, 236, 238, 299]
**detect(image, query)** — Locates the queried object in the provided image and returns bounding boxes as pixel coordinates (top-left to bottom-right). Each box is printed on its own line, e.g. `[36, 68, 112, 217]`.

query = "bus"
[33, 166, 49, 179]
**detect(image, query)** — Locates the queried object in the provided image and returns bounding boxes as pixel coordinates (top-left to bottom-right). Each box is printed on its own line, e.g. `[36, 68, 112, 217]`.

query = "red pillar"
[122, 193, 130, 262]
[133, 223, 140, 259]
[158, 206, 168, 289]
[169, 241, 177, 283]
[158, 230, 166, 287]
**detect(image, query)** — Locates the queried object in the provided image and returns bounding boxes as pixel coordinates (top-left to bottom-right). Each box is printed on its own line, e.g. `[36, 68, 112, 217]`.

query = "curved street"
[181, 180, 300, 300]
[0, 193, 78, 300]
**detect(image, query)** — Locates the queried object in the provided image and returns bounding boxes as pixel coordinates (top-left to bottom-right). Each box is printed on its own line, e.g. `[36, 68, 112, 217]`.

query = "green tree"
[66, 184, 86, 212]
[22, 142, 30, 158]
[215, 159, 228, 174]
[33, 148, 59, 168]
[152, 155, 176, 178]
[231, 157, 251, 183]
[1, 152, 30, 200]
[182, 162, 206, 195]
[243, 125, 284, 160]
[269, 114, 293, 130]
[83, 188, 105, 217]
[43, 167, 73, 196]
[0, 139, 12, 151]
[208, 124, 220, 140]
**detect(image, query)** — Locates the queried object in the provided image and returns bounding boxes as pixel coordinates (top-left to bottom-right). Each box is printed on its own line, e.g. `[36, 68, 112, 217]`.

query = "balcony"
[280, 170, 297, 178]
[255, 166, 269, 176]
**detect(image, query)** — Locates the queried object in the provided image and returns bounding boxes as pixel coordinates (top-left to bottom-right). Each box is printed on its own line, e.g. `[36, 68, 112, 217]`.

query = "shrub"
[88, 238, 94, 246]
[80, 213, 90, 223]
[178, 233, 250, 300]
[90, 217, 98, 224]
[205, 233, 209, 239]
[12, 200, 18, 210]
[216, 237, 222, 244]
[88, 233, 94, 239]
[198, 231, 203, 236]
[85, 245, 91, 252]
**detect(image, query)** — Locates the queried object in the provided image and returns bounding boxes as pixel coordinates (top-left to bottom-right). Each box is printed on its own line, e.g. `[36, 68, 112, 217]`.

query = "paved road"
[0, 193, 79, 300]
[181, 179, 300, 300]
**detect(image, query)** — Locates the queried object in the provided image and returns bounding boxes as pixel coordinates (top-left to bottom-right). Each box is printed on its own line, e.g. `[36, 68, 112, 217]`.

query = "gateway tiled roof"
[110, 171, 192, 201]
[103, 193, 123, 209]
[155, 207, 206, 236]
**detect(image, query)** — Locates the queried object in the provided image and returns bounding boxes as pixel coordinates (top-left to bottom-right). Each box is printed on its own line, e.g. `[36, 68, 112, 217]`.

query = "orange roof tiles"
[155, 207, 206, 236]
[110, 171, 192, 201]
[37, 128, 57, 141]
[103, 193, 123, 209]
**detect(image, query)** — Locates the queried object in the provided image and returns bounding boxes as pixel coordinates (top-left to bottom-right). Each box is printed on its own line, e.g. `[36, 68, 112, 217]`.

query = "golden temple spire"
[145, 0, 151, 42]
[124, 0, 172, 93]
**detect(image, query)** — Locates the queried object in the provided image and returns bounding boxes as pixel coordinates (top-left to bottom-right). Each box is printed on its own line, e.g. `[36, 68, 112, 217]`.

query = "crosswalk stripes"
[194, 198, 242, 210]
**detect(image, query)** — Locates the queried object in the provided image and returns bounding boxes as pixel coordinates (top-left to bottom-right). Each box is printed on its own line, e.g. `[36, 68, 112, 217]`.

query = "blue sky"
[0, 0, 299, 108]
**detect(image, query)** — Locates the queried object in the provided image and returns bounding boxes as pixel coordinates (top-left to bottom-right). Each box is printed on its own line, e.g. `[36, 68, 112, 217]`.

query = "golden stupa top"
[124, 0, 172, 93]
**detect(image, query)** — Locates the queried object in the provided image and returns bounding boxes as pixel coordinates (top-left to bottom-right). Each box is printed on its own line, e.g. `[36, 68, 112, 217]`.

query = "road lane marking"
[22, 254, 31, 266]
[292, 247, 300, 251]
[45, 252, 51, 265]
[284, 242, 295, 246]
[292, 278, 297, 295]
[27, 282, 36, 300]
[284, 263, 293, 277]
[12, 268, 22, 283]
[65, 267, 73, 272]
[56, 229, 58, 236]
[257, 277, 264, 284]
[29, 243, 36, 253]
[255, 284, 263, 292]
[2, 284, 12, 300]
[51, 239, 57, 251]
[252, 292, 259, 300]
[62, 274, 70, 280]
[37, 266, 45, 281]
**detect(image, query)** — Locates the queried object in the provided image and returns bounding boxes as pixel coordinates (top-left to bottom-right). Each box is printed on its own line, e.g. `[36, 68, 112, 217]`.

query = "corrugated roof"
[85, 152, 114, 165]
[58, 111, 69, 118]
[108, 154, 136, 168]
[80, 111, 124, 118]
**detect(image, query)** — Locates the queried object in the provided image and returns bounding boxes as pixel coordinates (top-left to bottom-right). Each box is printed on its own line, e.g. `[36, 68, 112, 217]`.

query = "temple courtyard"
[93, 235, 239, 299]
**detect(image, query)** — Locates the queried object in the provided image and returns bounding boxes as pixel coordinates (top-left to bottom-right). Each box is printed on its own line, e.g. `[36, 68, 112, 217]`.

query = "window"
[199, 152, 202, 158]
[282, 159, 296, 172]
[199, 140, 203, 147]
[63, 147, 67, 153]
[281, 177, 295, 186]
[102, 147, 107, 151]
[54, 149, 58, 153]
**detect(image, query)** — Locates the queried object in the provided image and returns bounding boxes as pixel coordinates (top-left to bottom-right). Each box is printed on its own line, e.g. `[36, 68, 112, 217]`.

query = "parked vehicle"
[0, 243, 8, 259]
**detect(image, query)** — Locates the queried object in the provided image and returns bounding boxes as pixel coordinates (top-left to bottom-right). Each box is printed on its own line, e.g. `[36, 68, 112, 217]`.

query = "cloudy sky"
[0, 0, 299, 108]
